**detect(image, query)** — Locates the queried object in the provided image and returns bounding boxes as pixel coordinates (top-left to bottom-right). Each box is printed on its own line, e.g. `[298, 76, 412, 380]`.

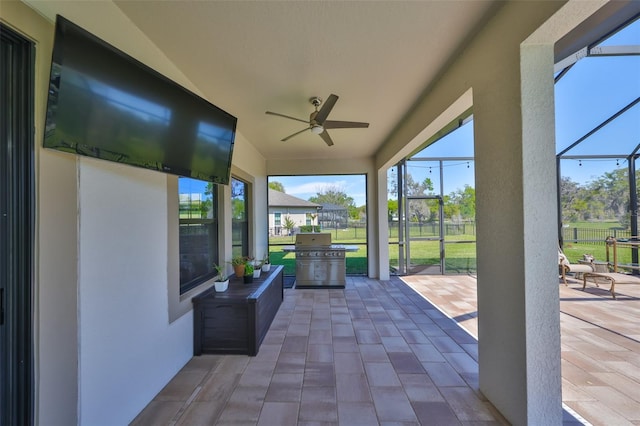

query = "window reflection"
[179, 177, 218, 293]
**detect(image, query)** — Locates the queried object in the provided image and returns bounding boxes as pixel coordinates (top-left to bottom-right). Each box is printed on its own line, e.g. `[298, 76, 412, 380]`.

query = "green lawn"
[269, 230, 477, 276]
[562, 241, 637, 268]
[268, 224, 636, 276]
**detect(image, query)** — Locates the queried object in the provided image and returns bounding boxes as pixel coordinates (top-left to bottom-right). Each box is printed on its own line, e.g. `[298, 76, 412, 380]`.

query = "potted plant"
[243, 262, 254, 284]
[212, 263, 229, 292]
[253, 261, 261, 278]
[261, 253, 271, 272]
[229, 255, 246, 278]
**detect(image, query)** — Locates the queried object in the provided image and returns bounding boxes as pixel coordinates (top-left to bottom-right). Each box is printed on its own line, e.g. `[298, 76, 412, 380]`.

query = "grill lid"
[295, 233, 331, 247]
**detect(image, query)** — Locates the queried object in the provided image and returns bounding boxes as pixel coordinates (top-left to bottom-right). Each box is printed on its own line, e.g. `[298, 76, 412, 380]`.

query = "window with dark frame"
[231, 177, 249, 258]
[178, 177, 218, 294]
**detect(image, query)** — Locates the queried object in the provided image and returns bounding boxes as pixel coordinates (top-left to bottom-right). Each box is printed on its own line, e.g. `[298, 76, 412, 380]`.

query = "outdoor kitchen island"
[283, 233, 358, 289]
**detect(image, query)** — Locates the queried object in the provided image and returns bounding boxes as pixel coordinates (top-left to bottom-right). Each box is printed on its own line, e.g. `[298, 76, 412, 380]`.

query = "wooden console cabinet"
[192, 265, 283, 356]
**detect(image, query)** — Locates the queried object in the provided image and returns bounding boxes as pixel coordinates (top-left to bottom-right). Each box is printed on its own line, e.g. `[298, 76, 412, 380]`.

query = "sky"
[269, 19, 639, 206]
[269, 174, 368, 207]
[555, 20, 640, 185]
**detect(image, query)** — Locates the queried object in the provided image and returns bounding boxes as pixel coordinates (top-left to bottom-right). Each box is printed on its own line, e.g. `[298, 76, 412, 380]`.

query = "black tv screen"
[43, 15, 236, 184]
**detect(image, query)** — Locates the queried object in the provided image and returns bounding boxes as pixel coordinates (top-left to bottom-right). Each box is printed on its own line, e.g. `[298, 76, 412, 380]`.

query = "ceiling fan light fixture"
[311, 124, 324, 135]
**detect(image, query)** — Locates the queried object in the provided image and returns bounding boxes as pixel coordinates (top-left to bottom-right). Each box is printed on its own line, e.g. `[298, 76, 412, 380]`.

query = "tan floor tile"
[306, 344, 334, 363]
[299, 387, 338, 422]
[227, 384, 268, 404]
[359, 343, 390, 362]
[411, 400, 461, 425]
[332, 323, 355, 337]
[364, 362, 401, 387]
[238, 367, 274, 387]
[405, 275, 640, 426]
[409, 343, 446, 362]
[370, 386, 418, 422]
[309, 328, 333, 344]
[334, 351, 364, 374]
[439, 387, 498, 422]
[175, 401, 224, 426]
[335, 373, 372, 402]
[331, 313, 352, 324]
[275, 351, 306, 374]
[421, 362, 467, 387]
[398, 373, 443, 402]
[337, 401, 378, 425]
[388, 352, 425, 374]
[304, 362, 335, 387]
[265, 373, 303, 402]
[380, 336, 411, 352]
[216, 398, 263, 423]
[153, 370, 206, 402]
[195, 371, 241, 402]
[257, 402, 299, 426]
[130, 400, 183, 426]
[332, 336, 359, 352]
[282, 335, 309, 352]
[565, 400, 635, 426]
[442, 352, 478, 375]
[355, 328, 382, 344]
[399, 329, 430, 344]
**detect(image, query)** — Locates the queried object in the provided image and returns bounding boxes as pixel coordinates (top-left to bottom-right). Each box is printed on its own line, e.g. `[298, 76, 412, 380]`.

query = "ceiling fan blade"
[323, 120, 369, 129]
[281, 127, 311, 141]
[266, 111, 309, 124]
[314, 94, 339, 124]
[319, 130, 334, 146]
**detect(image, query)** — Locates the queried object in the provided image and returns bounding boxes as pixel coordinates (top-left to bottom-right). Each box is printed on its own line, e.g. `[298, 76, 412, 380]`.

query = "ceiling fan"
[265, 94, 369, 146]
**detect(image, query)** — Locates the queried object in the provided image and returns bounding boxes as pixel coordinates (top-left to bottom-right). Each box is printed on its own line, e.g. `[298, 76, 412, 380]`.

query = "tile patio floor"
[131, 274, 639, 425]
[402, 274, 640, 426]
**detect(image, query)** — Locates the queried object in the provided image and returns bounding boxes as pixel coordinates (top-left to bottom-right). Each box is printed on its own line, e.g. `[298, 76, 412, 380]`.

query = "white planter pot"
[214, 280, 229, 292]
[261, 263, 271, 272]
[253, 269, 261, 278]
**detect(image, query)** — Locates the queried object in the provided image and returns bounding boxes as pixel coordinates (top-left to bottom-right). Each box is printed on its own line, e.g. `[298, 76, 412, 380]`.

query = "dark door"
[1, 24, 35, 426]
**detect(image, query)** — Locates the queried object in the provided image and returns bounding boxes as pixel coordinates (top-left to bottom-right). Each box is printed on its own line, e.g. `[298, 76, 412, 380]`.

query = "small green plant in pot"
[212, 263, 229, 292]
[243, 262, 254, 284]
[261, 253, 271, 272]
[229, 255, 246, 278]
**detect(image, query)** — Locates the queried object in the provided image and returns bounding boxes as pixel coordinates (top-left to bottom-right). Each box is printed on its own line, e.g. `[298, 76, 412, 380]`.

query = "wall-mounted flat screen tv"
[43, 15, 236, 185]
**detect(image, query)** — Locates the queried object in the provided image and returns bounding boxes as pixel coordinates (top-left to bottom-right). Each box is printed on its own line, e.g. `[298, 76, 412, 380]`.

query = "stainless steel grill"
[293, 233, 346, 288]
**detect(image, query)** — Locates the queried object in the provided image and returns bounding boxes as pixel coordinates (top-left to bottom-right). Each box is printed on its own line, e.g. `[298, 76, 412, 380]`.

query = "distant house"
[268, 189, 321, 236]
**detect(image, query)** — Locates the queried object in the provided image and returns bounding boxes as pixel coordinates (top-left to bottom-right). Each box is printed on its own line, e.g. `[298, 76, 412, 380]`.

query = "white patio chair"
[559, 248, 594, 285]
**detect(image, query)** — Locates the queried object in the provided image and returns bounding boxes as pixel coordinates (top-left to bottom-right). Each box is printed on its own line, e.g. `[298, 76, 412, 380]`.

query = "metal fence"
[388, 222, 476, 238]
[561, 227, 631, 244]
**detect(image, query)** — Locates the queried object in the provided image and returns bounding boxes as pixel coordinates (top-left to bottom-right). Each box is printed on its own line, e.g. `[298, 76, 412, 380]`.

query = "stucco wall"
[4, 1, 268, 424]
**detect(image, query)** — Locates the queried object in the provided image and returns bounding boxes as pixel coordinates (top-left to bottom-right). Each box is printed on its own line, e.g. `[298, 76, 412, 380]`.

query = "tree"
[269, 181, 285, 192]
[199, 182, 214, 218]
[445, 185, 475, 221]
[387, 199, 398, 221]
[405, 174, 434, 196]
[309, 185, 358, 223]
[589, 169, 629, 226]
[282, 215, 296, 237]
[308, 184, 355, 208]
[559, 168, 637, 227]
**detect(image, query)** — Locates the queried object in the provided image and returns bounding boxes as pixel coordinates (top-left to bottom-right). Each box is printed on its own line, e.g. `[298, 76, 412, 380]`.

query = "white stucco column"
[474, 38, 561, 425]
[377, 169, 390, 280]
[521, 43, 563, 423]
